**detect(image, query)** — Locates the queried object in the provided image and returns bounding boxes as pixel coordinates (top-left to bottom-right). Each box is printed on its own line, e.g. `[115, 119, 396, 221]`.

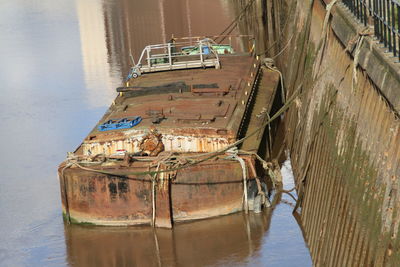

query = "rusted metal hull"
[59, 53, 280, 227]
[58, 158, 258, 227]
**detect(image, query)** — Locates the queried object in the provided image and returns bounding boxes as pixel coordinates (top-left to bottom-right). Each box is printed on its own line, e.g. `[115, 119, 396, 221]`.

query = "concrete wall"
[242, 0, 400, 265]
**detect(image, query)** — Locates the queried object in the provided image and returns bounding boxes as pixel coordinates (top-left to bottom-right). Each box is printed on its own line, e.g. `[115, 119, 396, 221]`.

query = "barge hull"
[59, 159, 258, 227]
[58, 51, 280, 227]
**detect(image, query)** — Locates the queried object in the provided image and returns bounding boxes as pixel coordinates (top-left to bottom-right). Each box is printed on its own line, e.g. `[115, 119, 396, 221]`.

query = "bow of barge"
[58, 41, 280, 228]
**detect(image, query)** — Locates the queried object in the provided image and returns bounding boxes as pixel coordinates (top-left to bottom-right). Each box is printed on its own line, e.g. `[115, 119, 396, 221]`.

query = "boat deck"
[78, 54, 279, 156]
[87, 54, 258, 139]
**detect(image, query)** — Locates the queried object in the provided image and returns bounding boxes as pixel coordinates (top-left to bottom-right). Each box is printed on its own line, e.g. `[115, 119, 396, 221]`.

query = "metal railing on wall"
[343, 0, 400, 62]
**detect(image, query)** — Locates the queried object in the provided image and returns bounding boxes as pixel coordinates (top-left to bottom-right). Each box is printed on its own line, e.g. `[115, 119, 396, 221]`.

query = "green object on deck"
[181, 44, 234, 55]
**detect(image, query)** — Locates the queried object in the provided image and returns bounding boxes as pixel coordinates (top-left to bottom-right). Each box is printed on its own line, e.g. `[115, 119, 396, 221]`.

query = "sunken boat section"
[58, 39, 280, 228]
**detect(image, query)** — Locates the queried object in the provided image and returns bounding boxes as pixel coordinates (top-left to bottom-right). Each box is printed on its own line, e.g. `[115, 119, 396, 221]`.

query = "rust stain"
[139, 129, 164, 156]
[59, 158, 258, 226]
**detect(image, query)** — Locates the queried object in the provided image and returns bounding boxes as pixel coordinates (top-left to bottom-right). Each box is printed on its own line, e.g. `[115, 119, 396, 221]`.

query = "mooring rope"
[289, 0, 342, 213]
[226, 147, 249, 214]
[292, 86, 339, 213]
[270, 34, 294, 61]
[151, 163, 160, 226]
[313, 0, 339, 79]
[257, 0, 296, 58]
[238, 149, 277, 186]
[215, 0, 257, 44]
[263, 58, 286, 103]
[350, 27, 372, 92]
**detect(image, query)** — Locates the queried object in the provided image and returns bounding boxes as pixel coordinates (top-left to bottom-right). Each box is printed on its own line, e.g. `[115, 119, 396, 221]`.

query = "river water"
[0, 0, 311, 266]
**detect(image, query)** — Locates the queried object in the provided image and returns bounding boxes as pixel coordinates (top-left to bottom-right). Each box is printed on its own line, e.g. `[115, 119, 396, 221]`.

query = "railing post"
[368, 0, 372, 16]
[147, 47, 151, 69]
[383, 0, 387, 47]
[356, 0, 360, 19]
[168, 43, 172, 66]
[363, 0, 367, 25]
[397, 4, 400, 61]
[199, 42, 203, 63]
[374, 0, 380, 40]
[379, 0, 384, 43]
[387, 0, 392, 52]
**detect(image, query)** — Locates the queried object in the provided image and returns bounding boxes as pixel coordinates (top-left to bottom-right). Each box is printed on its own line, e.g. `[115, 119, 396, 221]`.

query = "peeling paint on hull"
[59, 159, 257, 227]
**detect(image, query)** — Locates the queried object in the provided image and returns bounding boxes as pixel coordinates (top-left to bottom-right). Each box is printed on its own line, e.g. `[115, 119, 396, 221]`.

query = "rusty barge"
[58, 38, 280, 228]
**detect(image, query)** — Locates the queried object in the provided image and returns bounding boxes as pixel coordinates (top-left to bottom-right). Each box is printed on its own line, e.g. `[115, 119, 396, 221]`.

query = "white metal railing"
[127, 38, 221, 79]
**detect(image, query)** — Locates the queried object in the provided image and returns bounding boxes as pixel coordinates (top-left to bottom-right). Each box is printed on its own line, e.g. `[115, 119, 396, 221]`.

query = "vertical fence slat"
[364, 0, 368, 25]
[387, 0, 392, 51]
[381, 0, 387, 48]
[374, 0, 380, 41]
[397, 4, 400, 61]
[379, 0, 384, 43]
[391, 2, 396, 56]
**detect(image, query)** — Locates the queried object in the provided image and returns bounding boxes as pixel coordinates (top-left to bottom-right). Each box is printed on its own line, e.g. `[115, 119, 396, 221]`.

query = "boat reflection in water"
[64, 201, 278, 267]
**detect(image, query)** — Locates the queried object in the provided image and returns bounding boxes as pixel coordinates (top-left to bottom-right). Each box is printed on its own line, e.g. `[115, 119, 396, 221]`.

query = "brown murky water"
[0, 0, 311, 266]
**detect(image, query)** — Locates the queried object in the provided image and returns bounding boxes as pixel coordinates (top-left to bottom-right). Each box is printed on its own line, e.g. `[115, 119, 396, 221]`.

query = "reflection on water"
[0, 0, 311, 266]
[66, 2, 311, 264]
[76, 0, 239, 108]
[76, 0, 121, 108]
[65, 212, 272, 267]
[64, 160, 311, 267]
[101, 0, 238, 65]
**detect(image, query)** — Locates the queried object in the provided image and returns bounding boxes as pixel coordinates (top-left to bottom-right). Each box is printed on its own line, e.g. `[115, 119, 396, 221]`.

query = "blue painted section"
[202, 46, 210, 54]
[98, 116, 142, 131]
